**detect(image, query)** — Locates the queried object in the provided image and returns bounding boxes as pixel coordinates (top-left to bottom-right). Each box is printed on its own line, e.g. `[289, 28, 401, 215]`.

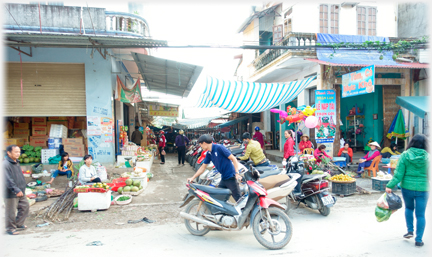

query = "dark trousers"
[357, 161, 372, 172]
[219, 177, 242, 202]
[5, 196, 29, 232]
[52, 170, 72, 178]
[340, 153, 351, 164]
[381, 152, 392, 159]
[177, 146, 186, 164]
[159, 147, 165, 163]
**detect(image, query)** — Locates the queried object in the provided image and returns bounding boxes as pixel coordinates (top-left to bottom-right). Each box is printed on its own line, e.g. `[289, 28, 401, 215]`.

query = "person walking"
[175, 130, 190, 166]
[187, 134, 242, 202]
[238, 132, 269, 167]
[386, 134, 429, 247]
[253, 126, 265, 149]
[131, 126, 143, 146]
[282, 130, 295, 165]
[158, 131, 166, 164]
[3, 145, 29, 235]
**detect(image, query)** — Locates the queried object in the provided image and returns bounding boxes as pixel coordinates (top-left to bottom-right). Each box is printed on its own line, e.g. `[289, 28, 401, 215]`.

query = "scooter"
[286, 156, 336, 216]
[180, 161, 293, 250]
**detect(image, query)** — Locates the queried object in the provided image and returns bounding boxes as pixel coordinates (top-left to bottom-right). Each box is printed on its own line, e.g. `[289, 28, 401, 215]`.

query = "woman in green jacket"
[386, 134, 429, 247]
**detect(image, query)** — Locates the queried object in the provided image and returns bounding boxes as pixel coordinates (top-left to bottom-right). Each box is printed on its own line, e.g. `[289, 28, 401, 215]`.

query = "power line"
[5, 5, 23, 32]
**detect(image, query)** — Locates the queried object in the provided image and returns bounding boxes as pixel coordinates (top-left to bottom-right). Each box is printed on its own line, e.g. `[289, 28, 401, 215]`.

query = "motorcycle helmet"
[254, 126, 260, 131]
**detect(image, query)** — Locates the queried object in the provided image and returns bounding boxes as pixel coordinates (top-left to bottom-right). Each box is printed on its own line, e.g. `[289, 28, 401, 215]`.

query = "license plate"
[321, 195, 334, 206]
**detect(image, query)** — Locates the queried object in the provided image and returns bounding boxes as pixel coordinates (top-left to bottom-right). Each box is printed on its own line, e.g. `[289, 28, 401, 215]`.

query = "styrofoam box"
[78, 191, 111, 211]
[49, 124, 68, 138]
[41, 149, 59, 163]
[48, 138, 62, 149]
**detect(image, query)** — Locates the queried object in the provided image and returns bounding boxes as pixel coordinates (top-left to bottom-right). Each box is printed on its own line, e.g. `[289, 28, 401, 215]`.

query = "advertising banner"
[342, 65, 375, 98]
[315, 90, 337, 144]
[149, 105, 178, 117]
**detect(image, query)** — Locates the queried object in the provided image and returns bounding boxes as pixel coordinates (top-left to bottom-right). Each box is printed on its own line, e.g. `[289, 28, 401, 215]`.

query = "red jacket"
[337, 148, 353, 161]
[314, 148, 331, 163]
[158, 135, 166, 147]
[299, 141, 312, 152]
[283, 137, 295, 159]
[253, 131, 265, 149]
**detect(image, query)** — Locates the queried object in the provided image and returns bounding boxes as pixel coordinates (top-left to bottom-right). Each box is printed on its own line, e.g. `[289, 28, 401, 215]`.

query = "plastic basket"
[114, 195, 132, 205]
[73, 188, 89, 193]
[112, 177, 128, 184]
[331, 181, 356, 196]
[88, 188, 109, 193]
[372, 178, 398, 191]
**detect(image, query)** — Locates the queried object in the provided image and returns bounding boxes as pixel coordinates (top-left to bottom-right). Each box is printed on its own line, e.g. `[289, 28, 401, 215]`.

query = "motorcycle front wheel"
[252, 207, 293, 250]
[184, 200, 211, 236]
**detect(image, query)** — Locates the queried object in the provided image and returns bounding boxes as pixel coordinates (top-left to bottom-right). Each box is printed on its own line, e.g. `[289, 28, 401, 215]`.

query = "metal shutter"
[5, 62, 86, 116]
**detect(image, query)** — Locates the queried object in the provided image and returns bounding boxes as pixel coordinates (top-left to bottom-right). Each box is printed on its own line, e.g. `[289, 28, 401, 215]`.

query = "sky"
[54, 0, 256, 119]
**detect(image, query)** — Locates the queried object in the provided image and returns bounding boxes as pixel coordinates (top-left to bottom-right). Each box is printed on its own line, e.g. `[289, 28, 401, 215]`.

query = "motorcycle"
[285, 156, 336, 216]
[180, 161, 293, 250]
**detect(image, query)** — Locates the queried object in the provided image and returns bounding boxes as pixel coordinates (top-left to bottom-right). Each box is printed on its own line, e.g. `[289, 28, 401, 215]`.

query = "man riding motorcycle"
[238, 132, 269, 167]
[187, 134, 242, 202]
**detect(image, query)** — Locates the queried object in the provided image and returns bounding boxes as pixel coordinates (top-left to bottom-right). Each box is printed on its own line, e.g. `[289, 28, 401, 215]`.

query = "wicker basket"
[329, 179, 356, 184]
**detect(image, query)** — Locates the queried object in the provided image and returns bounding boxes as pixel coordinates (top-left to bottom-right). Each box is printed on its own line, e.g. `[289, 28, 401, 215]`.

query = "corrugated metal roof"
[5, 32, 168, 48]
[305, 58, 428, 69]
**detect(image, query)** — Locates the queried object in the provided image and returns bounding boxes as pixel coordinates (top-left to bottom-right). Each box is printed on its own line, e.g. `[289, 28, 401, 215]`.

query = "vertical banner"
[342, 65, 375, 98]
[315, 90, 337, 144]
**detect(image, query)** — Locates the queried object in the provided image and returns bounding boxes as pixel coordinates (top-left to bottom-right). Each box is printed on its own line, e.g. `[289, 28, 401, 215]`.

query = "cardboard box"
[63, 138, 83, 145]
[48, 117, 67, 121]
[30, 137, 47, 147]
[76, 117, 87, 122]
[13, 129, 30, 137]
[50, 124, 68, 138]
[73, 121, 87, 130]
[30, 135, 49, 141]
[4, 138, 26, 149]
[48, 138, 62, 149]
[13, 123, 29, 129]
[32, 125, 47, 136]
[47, 121, 69, 132]
[32, 117, 47, 126]
[67, 149, 86, 157]
[64, 144, 85, 152]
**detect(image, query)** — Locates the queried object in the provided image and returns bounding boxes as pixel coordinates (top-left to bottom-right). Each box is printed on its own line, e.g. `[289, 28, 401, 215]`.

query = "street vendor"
[356, 142, 381, 178]
[314, 145, 331, 164]
[78, 155, 101, 184]
[131, 126, 143, 146]
[47, 152, 74, 184]
[299, 134, 313, 153]
[238, 132, 269, 166]
[282, 130, 295, 165]
[337, 142, 353, 166]
[381, 143, 402, 158]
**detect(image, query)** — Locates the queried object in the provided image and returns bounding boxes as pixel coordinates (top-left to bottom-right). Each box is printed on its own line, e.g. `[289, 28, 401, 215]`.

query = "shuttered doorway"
[5, 62, 86, 117]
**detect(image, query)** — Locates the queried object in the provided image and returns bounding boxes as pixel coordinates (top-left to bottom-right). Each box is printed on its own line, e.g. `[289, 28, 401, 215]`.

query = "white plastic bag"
[377, 193, 389, 209]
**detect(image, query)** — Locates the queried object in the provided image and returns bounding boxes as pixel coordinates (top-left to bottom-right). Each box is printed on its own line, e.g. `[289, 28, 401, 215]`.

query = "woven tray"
[330, 179, 356, 184]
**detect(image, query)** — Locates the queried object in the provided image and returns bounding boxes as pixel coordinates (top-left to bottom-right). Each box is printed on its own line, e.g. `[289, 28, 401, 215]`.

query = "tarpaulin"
[316, 33, 404, 66]
[115, 75, 143, 103]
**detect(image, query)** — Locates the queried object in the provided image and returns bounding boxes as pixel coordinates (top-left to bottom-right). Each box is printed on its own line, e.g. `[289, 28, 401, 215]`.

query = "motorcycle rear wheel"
[184, 200, 211, 236]
[315, 195, 331, 216]
[252, 207, 293, 250]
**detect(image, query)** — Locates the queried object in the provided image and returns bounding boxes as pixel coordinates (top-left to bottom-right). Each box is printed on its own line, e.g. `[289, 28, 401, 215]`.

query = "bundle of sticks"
[37, 180, 78, 222]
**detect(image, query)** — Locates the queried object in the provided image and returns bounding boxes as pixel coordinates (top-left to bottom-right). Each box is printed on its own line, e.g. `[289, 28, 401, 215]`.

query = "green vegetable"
[22, 144, 34, 151]
[117, 196, 131, 201]
[375, 206, 392, 222]
[35, 146, 42, 152]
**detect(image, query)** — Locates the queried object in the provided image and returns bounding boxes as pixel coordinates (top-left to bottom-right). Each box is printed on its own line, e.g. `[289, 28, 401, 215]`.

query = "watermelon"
[125, 179, 133, 186]
[131, 186, 139, 192]
[133, 180, 141, 187]
[118, 187, 123, 194]
[123, 186, 131, 192]
[24, 158, 30, 163]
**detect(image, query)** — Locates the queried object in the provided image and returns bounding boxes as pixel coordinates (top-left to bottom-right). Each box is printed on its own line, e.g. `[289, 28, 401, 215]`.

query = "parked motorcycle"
[180, 161, 293, 250]
[285, 156, 336, 216]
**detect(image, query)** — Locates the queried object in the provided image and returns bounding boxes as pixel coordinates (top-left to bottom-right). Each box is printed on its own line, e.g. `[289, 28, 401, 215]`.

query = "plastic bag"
[386, 192, 402, 210]
[377, 193, 389, 209]
[375, 206, 392, 222]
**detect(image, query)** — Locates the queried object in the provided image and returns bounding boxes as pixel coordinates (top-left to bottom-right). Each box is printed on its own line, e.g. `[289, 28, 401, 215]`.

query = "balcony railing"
[105, 11, 149, 37]
[253, 32, 317, 71]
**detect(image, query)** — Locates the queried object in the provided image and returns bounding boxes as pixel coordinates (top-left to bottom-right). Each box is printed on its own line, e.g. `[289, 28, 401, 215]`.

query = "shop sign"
[149, 105, 178, 117]
[342, 65, 375, 98]
[315, 90, 337, 144]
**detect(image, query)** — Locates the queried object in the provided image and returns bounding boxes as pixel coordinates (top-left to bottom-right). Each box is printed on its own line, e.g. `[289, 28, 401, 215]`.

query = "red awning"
[305, 58, 428, 69]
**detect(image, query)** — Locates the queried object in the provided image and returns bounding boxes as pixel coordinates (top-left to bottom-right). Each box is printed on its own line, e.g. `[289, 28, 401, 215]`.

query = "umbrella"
[387, 109, 409, 143]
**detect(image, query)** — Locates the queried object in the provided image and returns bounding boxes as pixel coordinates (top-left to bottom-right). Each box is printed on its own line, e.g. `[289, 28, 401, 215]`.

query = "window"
[320, 4, 339, 34]
[284, 8, 293, 35]
[357, 7, 376, 36]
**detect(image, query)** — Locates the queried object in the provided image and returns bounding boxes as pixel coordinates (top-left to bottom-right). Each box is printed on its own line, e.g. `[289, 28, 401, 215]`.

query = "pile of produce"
[330, 174, 356, 182]
[116, 196, 132, 202]
[19, 145, 42, 163]
[90, 183, 111, 190]
[376, 171, 393, 180]
[131, 167, 146, 177]
[117, 179, 144, 194]
[37, 181, 77, 222]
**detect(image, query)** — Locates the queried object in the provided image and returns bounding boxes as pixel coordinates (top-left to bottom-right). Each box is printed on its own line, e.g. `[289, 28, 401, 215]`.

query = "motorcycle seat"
[301, 174, 322, 182]
[259, 175, 290, 190]
[194, 184, 232, 195]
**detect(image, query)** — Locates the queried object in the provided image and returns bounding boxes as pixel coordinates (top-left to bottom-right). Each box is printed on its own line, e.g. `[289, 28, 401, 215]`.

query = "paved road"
[2, 193, 430, 257]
